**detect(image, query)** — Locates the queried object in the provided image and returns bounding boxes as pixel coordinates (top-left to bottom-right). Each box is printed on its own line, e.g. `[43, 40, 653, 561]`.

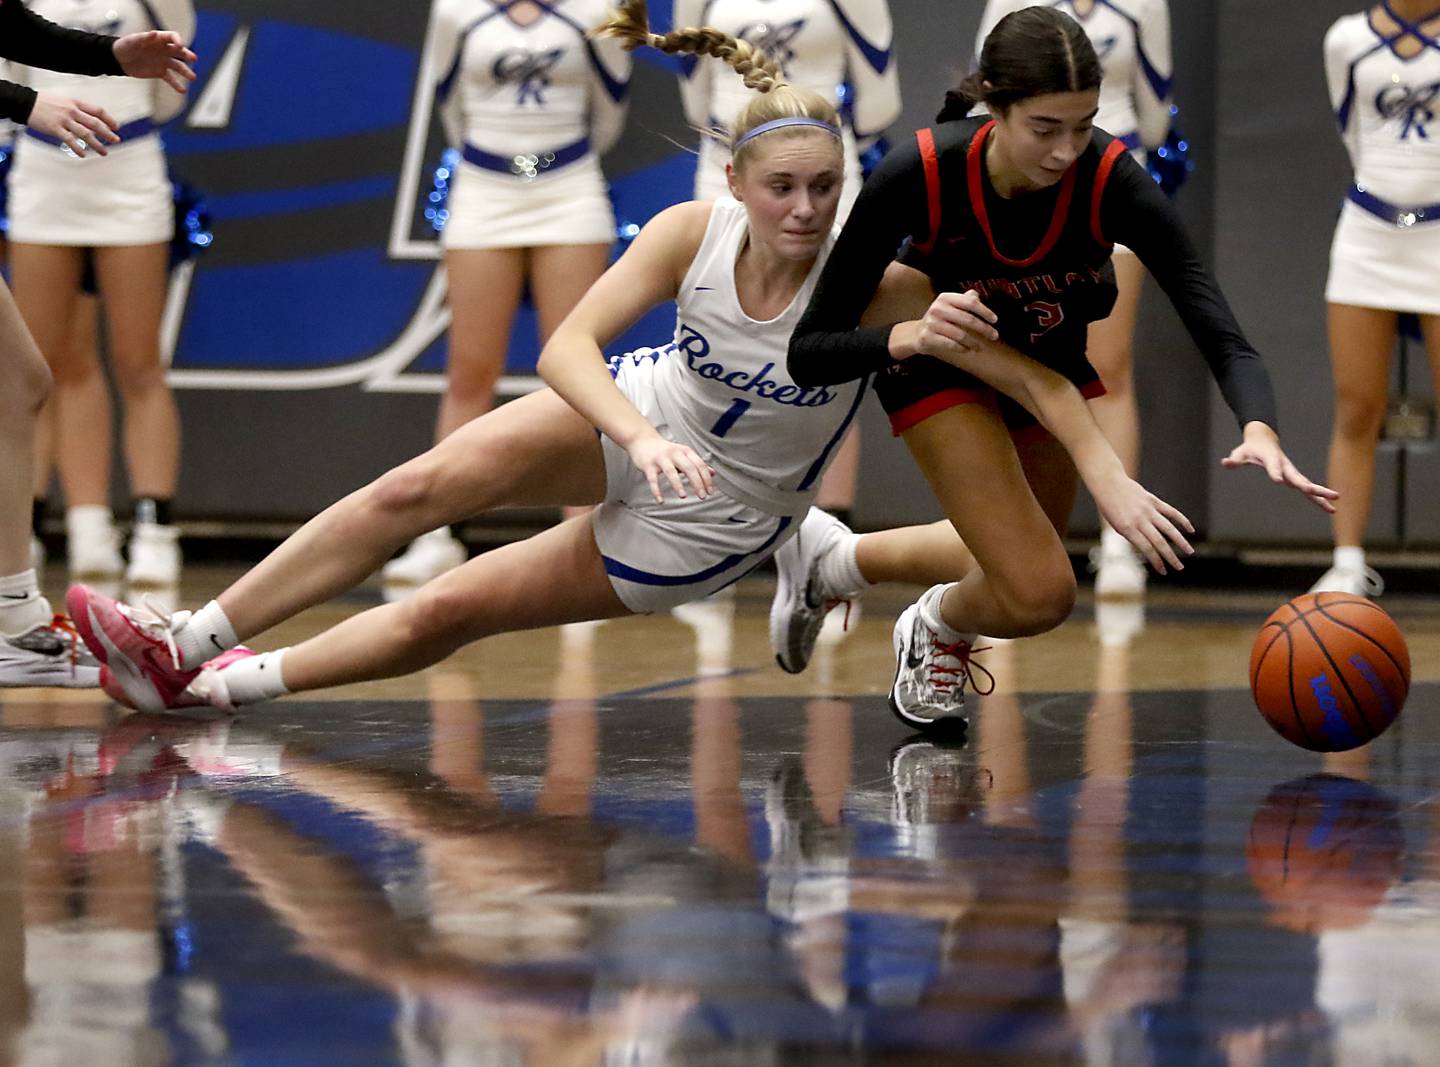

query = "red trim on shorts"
[887, 388, 988, 436]
[967, 121, 1078, 268]
[1090, 140, 1128, 247]
[913, 128, 943, 256]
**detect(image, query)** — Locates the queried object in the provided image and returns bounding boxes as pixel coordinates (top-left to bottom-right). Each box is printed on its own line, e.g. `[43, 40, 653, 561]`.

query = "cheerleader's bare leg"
[92, 243, 178, 501]
[436, 247, 525, 440]
[1323, 303, 1398, 550]
[45, 295, 111, 507]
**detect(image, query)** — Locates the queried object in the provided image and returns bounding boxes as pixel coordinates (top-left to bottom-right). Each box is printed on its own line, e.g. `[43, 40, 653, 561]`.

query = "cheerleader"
[1314, 1, 1440, 597]
[6, 0, 194, 590]
[978, 0, 1173, 600]
[382, 0, 632, 589]
[0, 0, 194, 687]
[672, 0, 899, 550]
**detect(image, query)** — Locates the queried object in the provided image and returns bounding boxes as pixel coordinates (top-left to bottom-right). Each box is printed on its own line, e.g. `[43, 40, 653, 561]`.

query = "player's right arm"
[538, 201, 716, 502]
[864, 262, 1194, 572]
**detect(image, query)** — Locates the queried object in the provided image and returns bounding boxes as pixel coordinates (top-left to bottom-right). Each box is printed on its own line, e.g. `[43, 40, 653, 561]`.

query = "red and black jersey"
[897, 117, 1129, 372]
[789, 115, 1279, 431]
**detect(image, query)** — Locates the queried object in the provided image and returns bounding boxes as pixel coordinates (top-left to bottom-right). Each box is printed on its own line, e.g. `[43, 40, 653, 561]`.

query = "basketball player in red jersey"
[783, 5, 1336, 733]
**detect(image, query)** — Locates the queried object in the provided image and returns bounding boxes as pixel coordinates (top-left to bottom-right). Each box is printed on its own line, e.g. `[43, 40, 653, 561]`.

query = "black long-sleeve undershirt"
[788, 131, 1279, 431]
[0, 0, 124, 124]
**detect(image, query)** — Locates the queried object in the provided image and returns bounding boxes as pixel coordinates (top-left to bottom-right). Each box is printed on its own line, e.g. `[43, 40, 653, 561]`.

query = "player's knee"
[115, 359, 169, 397]
[1333, 393, 1386, 439]
[1000, 565, 1075, 635]
[401, 581, 476, 648]
[17, 353, 53, 413]
[370, 460, 441, 516]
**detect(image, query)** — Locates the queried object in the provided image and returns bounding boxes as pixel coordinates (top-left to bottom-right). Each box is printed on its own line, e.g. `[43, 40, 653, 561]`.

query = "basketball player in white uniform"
[383, 0, 632, 589]
[73, 1, 1191, 714]
[1313, 1, 1440, 596]
[978, 0, 1172, 602]
[6, 0, 193, 590]
[674, 0, 899, 569]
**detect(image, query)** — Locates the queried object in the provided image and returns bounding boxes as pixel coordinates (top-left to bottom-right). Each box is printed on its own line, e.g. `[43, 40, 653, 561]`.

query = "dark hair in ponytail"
[938, 6, 1102, 123]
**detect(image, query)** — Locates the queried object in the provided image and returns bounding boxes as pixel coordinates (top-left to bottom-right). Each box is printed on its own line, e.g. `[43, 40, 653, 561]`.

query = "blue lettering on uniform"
[1376, 80, 1439, 141]
[1310, 673, 1357, 749]
[675, 324, 836, 409]
[493, 48, 565, 106]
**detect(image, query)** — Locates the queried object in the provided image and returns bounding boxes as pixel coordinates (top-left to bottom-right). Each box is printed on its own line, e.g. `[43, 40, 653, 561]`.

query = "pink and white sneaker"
[67, 584, 200, 712]
[100, 646, 254, 711]
[179, 647, 255, 710]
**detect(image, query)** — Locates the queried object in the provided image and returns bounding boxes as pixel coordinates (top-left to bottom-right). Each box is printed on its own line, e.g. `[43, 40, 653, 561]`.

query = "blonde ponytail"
[594, 0, 839, 167]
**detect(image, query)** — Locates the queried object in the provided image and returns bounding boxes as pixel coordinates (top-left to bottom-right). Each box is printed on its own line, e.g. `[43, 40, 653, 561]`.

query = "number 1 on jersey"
[710, 399, 752, 438]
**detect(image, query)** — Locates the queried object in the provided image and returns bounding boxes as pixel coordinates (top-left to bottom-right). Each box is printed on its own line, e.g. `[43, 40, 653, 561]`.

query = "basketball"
[1246, 773, 1405, 932]
[1249, 593, 1410, 752]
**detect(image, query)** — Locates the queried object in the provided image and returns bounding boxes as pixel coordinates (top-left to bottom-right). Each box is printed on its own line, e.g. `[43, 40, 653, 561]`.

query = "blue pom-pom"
[1146, 104, 1194, 200]
[426, 147, 461, 234]
[168, 173, 213, 270]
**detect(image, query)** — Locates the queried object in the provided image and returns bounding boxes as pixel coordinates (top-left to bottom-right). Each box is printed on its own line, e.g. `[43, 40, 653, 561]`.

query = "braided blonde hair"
[595, 0, 839, 169]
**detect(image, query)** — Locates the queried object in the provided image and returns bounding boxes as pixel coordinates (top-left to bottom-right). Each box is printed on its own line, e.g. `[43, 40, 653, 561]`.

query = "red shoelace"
[927, 638, 996, 697]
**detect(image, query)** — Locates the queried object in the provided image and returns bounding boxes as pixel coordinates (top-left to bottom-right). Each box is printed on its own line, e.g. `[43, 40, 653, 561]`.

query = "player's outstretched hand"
[26, 94, 118, 156]
[1092, 472, 1195, 575]
[628, 433, 715, 504]
[1222, 422, 1339, 513]
[113, 30, 197, 93]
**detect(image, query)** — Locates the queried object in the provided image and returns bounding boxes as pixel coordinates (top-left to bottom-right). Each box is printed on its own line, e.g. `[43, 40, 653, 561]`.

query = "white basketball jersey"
[977, 0, 1172, 156]
[1326, 9, 1440, 207]
[651, 198, 865, 515]
[675, 0, 900, 142]
[428, 0, 629, 157]
[12, 0, 193, 125]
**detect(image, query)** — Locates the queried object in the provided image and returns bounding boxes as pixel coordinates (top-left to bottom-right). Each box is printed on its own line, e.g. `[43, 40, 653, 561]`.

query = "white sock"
[918, 584, 974, 647]
[218, 649, 290, 706]
[816, 532, 869, 598]
[1334, 546, 1366, 572]
[1101, 524, 1132, 558]
[176, 600, 240, 671]
[0, 570, 51, 637]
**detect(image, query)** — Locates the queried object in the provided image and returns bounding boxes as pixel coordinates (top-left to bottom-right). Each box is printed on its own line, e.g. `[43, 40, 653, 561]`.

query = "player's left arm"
[1132, 0, 1173, 150]
[833, 0, 900, 149]
[1103, 153, 1338, 512]
[586, 29, 632, 156]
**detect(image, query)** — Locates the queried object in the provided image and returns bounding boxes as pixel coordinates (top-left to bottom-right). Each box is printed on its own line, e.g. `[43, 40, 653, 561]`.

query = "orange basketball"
[1249, 592, 1410, 752]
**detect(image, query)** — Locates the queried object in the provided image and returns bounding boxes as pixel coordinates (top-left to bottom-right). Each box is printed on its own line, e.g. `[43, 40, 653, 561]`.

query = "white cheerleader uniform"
[675, 0, 900, 221]
[1324, 5, 1440, 315]
[5, 0, 192, 247]
[429, 0, 630, 250]
[594, 197, 867, 612]
[978, 0, 1171, 257]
